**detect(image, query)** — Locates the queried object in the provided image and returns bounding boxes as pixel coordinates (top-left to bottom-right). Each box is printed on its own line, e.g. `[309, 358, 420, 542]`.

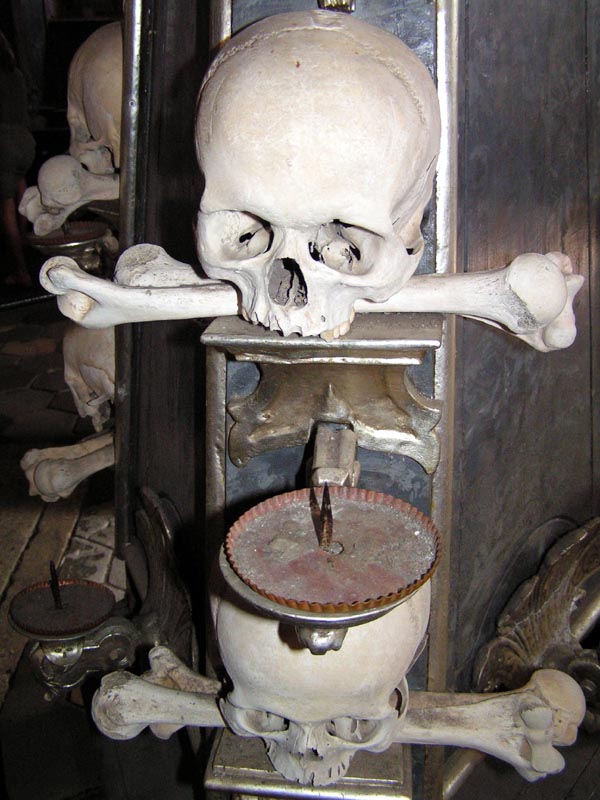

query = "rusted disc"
[9, 579, 115, 639]
[225, 485, 441, 614]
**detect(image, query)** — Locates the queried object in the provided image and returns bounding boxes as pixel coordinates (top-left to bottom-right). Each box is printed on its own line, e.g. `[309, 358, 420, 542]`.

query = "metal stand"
[205, 728, 412, 800]
[202, 313, 443, 797]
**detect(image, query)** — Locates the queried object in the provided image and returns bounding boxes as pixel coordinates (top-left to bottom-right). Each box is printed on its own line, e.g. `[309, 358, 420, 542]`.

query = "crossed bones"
[93, 646, 585, 784]
[40, 244, 582, 352]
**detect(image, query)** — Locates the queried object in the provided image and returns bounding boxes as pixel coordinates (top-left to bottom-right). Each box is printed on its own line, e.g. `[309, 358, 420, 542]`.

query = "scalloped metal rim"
[225, 485, 441, 614]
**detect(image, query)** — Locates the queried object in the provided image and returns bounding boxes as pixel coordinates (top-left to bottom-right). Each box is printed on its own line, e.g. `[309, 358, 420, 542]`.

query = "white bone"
[67, 22, 122, 171]
[38, 248, 581, 351]
[19, 155, 119, 236]
[20, 432, 114, 502]
[92, 646, 223, 740]
[195, 11, 440, 339]
[19, 22, 121, 233]
[39, 252, 238, 329]
[92, 670, 224, 740]
[62, 323, 115, 429]
[20, 324, 115, 501]
[369, 252, 584, 352]
[32, 11, 584, 352]
[392, 669, 585, 782]
[91, 646, 584, 785]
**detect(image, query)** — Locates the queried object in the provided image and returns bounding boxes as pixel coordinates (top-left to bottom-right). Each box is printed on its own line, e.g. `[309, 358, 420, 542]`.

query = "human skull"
[222, 701, 402, 786]
[211, 574, 430, 784]
[195, 11, 440, 340]
[67, 21, 122, 173]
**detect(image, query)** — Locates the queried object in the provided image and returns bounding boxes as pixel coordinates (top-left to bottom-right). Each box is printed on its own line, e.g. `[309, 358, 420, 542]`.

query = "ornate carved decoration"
[474, 517, 600, 731]
[227, 362, 440, 472]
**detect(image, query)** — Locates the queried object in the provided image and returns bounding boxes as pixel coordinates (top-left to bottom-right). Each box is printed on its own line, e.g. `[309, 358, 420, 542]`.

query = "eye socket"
[327, 718, 378, 741]
[308, 220, 374, 275]
[200, 210, 274, 262]
[233, 212, 273, 259]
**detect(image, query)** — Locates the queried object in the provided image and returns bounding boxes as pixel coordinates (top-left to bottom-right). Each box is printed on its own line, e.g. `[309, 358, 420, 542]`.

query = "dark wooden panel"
[450, 0, 595, 690]
[116, 1, 211, 564]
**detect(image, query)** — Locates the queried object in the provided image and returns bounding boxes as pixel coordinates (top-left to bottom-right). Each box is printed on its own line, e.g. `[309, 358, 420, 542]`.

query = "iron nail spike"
[320, 483, 333, 549]
[309, 486, 321, 530]
[49, 560, 63, 610]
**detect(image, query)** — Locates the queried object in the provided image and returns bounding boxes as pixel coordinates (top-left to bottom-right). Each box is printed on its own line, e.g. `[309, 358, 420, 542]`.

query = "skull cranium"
[211, 570, 430, 785]
[195, 11, 440, 340]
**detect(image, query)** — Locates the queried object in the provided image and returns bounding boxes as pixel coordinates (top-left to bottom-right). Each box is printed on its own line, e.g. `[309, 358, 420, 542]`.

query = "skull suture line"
[195, 11, 440, 340]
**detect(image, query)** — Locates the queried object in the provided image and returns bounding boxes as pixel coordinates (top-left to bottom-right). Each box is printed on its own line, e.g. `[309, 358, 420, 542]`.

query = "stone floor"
[0, 295, 197, 799]
[0, 298, 125, 708]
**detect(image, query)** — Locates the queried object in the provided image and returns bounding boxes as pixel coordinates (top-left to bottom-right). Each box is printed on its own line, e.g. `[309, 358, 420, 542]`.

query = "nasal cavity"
[268, 258, 308, 308]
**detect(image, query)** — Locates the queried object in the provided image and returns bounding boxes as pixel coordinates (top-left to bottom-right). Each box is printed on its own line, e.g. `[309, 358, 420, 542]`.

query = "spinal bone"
[195, 10, 440, 340]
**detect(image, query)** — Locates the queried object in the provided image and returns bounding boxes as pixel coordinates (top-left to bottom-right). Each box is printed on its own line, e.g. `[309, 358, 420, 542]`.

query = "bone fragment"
[21, 433, 115, 502]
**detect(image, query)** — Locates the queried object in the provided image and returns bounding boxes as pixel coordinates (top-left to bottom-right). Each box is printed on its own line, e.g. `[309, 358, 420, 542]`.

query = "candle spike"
[320, 483, 333, 550]
[49, 560, 63, 610]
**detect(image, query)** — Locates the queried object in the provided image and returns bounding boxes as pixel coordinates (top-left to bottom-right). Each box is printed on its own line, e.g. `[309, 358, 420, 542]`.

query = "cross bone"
[91, 647, 584, 783]
[21, 432, 114, 502]
[19, 155, 119, 236]
[21, 325, 115, 501]
[39, 245, 582, 352]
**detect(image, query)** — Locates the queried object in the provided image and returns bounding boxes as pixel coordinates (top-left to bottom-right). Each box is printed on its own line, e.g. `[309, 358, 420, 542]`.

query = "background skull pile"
[195, 11, 441, 340]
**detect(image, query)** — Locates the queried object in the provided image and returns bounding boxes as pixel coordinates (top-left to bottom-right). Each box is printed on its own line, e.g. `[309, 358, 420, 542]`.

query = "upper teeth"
[320, 311, 355, 342]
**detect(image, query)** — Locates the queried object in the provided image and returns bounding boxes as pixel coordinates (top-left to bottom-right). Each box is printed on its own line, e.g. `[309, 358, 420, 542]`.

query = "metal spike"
[320, 483, 333, 550]
[49, 560, 63, 610]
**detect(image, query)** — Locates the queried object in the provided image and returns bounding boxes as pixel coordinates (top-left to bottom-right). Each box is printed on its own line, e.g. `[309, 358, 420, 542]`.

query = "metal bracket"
[318, 0, 356, 12]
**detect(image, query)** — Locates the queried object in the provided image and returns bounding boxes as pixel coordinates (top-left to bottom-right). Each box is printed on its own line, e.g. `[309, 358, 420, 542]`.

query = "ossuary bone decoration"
[38, 9, 587, 790]
[19, 22, 121, 235]
[39, 11, 582, 351]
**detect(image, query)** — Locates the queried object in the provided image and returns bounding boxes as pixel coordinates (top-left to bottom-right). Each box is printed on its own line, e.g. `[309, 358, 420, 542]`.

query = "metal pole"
[114, 0, 147, 554]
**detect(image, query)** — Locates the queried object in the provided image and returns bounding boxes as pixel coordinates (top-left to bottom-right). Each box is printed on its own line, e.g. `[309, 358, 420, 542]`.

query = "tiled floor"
[0, 296, 196, 799]
[0, 298, 125, 707]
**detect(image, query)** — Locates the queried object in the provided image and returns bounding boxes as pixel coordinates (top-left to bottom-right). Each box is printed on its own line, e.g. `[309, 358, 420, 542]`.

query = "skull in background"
[67, 21, 122, 174]
[211, 574, 430, 785]
[195, 11, 440, 340]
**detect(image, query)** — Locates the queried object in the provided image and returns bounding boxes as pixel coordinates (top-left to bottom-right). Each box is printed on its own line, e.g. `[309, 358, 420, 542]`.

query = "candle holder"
[221, 485, 440, 654]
